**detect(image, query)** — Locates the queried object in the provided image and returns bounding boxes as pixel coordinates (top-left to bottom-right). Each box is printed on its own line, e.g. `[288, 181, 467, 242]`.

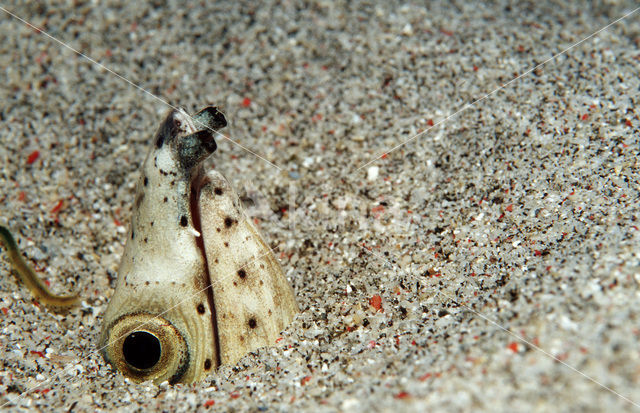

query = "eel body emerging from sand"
[0, 226, 79, 308]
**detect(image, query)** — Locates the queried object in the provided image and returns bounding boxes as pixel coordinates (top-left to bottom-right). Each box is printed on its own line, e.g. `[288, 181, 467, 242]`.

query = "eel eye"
[102, 313, 189, 384]
[122, 331, 161, 370]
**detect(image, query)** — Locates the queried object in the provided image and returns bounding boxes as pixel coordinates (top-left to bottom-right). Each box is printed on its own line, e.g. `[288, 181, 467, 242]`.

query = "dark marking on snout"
[192, 106, 227, 130]
[177, 130, 217, 171]
[196, 130, 217, 154]
[154, 110, 180, 149]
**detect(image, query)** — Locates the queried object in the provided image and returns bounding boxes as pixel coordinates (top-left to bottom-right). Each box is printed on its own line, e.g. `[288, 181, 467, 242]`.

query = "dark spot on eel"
[238, 269, 246, 279]
[197, 303, 205, 314]
[180, 216, 188, 227]
[214, 188, 223, 195]
[248, 318, 257, 329]
[143, 177, 148, 186]
[164, 196, 168, 203]
[224, 217, 235, 228]
[204, 359, 212, 370]
[224, 242, 229, 247]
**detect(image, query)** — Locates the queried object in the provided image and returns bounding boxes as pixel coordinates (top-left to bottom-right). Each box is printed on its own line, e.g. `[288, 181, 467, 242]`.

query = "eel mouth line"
[181, 106, 227, 371]
[189, 172, 222, 369]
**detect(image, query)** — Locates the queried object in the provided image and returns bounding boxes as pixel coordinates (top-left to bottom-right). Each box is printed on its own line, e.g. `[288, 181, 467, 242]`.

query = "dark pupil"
[122, 331, 161, 370]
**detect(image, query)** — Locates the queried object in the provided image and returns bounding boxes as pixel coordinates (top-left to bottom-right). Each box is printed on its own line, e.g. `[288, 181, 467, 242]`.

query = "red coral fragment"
[371, 205, 385, 219]
[27, 150, 40, 165]
[203, 400, 215, 407]
[418, 373, 432, 381]
[50, 200, 64, 214]
[369, 294, 382, 311]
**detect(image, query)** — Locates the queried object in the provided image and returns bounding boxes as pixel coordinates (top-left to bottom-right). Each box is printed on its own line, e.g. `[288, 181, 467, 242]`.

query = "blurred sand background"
[0, 1, 639, 411]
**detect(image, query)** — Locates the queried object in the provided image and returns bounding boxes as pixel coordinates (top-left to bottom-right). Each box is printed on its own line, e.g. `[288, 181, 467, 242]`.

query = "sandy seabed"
[0, 1, 639, 412]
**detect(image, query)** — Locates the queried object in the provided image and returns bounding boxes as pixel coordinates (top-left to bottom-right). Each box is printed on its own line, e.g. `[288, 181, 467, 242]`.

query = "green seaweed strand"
[0, 226, 78, 308]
